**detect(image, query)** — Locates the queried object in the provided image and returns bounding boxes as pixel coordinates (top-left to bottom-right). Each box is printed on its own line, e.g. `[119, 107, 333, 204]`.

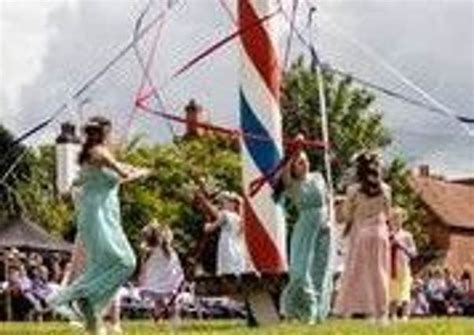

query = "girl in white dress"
[197, 191, 247, 276]
[139, 222, 185, 319]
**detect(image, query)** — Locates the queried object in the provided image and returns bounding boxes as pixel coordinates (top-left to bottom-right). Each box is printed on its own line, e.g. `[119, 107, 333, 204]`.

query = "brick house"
[410, 172, 474, 275]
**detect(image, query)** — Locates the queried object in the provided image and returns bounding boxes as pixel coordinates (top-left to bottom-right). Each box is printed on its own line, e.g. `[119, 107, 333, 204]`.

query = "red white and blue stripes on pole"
[239, 0, 287, 274]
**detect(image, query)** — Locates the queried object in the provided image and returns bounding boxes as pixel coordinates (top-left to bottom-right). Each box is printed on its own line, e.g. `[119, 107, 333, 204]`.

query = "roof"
[449, 177, 474, 186]
[410, 176, 474, 230]
[0, 217, 72, 251]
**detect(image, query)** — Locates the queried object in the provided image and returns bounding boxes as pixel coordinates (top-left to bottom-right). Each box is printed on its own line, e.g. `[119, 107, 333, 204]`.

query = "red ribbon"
[137, 9, 281, 104]
[391, 243, 398, 279]
[136, 103, 326, 150]
[248, 138, 305, 197]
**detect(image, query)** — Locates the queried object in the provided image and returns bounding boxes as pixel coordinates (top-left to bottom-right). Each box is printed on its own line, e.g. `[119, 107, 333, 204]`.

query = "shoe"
[377, 316, 390, 327]
[96, 325, 107, 335]
[77, 299, 99, 333]
[68, 321, 84, 330]
[107, 323, 124, 335]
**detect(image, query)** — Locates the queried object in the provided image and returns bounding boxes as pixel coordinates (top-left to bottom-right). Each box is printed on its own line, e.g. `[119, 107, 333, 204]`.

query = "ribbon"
[248, 137, 305, 197]
[390, 241, 399, 279]
[136, 104, 326, 150]
[137, 8, 281, 104]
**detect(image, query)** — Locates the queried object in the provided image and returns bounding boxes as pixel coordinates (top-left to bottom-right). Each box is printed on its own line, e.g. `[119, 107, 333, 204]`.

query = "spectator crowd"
[410, 268, 474, 317]
[0, 247, 245, 322]
[1, 246, 473, 322]
[0, 248, 70, 321]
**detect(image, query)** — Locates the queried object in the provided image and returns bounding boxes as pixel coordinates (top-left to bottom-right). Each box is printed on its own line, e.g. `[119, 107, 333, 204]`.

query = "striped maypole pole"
[239, 0, 287, 274]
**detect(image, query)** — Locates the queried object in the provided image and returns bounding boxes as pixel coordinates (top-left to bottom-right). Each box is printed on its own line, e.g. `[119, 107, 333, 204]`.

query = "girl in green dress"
[48, 119, 150, 335]
[278, 137, 334, 324]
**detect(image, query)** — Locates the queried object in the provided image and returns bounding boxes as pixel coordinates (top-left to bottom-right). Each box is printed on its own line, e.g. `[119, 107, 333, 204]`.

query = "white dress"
[140, 246, 184, 296]
[217, 210, 246, 276]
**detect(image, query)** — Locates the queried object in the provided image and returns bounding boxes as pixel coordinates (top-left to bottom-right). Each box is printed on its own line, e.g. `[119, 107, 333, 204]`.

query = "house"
[0, 216, 71, 252]
[410, 167, 474, 275]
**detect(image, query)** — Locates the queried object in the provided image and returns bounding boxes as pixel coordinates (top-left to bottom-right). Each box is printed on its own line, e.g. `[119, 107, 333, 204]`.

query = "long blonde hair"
[141, 221, 174, 259]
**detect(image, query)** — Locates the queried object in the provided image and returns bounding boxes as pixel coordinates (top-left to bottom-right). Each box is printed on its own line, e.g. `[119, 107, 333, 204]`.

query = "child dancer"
[196, 191, 247, 276]
[139, 221, 185, 320]
[48, 117, 150, 335]
[388, 206, 417, 321]
[335, 152, 391, 325]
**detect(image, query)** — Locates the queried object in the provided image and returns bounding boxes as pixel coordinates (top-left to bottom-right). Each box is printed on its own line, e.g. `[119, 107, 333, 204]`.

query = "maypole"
[239, 0, 287, 274]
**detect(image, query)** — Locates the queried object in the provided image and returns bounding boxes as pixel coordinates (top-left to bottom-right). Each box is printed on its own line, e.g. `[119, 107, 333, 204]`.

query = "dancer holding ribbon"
[195, 189, 248, 277]
[268, 134, 334, 324]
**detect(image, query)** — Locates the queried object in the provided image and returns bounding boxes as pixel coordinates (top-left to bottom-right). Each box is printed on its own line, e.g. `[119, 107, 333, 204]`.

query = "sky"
[0, 0, 473, 177]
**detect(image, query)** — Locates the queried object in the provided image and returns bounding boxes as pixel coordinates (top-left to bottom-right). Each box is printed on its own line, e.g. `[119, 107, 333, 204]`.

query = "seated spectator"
[444, 268, 464, 315]
[459, 269, 474, 316]
[410, 279, 430, 317]
[426, 268, 447, 316]
[31, 266, 53, 304]
[4, 265, 36, 321]
[18, 264, 44, 319]
[460, 269, 472, 294]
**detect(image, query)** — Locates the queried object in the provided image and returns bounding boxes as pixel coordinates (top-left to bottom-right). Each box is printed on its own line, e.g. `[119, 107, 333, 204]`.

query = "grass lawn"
[0, 318, 472, 335]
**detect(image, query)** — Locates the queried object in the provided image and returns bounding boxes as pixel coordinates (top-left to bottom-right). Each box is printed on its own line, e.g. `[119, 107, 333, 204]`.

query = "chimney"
[419, 164, 430, 177]
[184, 99, 203, 137]
[55, 122, 81, 196]
[56, 122, 81, 144]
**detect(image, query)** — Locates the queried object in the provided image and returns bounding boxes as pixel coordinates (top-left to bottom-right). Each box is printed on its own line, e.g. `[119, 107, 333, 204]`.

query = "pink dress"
[335, 183, 391, 317]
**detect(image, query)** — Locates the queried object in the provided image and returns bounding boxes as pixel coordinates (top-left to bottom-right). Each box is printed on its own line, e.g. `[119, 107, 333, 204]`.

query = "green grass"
[0, 318, 472, 335]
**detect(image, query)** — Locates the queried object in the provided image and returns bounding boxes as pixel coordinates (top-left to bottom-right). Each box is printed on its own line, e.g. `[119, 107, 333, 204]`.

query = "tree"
[120, 135, 240, 271]
[282, 57, 430, 253]
[13, 145, 72, 237]
[281, 57, 391, 186]
[0, 125, 35, 220]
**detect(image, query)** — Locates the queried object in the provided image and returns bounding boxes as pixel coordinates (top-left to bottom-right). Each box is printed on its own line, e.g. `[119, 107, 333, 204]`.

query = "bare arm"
[91, 147, 129, 178]
[91, 146, 151, 182]
[278, 133, 306, 188]
[195, 191, 219, 221]
[280, 155, 295, 188]
[342, 185, 357, 236]
[120, 167, 152, 183]
[398, 233, 417, 258]
[204, 213, 225, 233]
[204, 221, 220, 233]
[383, 183, 393, 215]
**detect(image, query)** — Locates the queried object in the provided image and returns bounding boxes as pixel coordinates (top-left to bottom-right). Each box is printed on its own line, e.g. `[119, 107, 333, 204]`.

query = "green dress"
[281, 172, 334, 323]
[49, 167, 136, 325]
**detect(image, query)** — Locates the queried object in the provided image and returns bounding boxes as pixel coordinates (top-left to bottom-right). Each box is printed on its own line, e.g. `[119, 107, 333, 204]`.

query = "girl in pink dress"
[335, 152, 391, 324]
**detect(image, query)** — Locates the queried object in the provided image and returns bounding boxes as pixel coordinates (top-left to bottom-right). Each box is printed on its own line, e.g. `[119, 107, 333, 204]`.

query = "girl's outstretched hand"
[294, 133, 306, 151]
[121, 167, 152, 183]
